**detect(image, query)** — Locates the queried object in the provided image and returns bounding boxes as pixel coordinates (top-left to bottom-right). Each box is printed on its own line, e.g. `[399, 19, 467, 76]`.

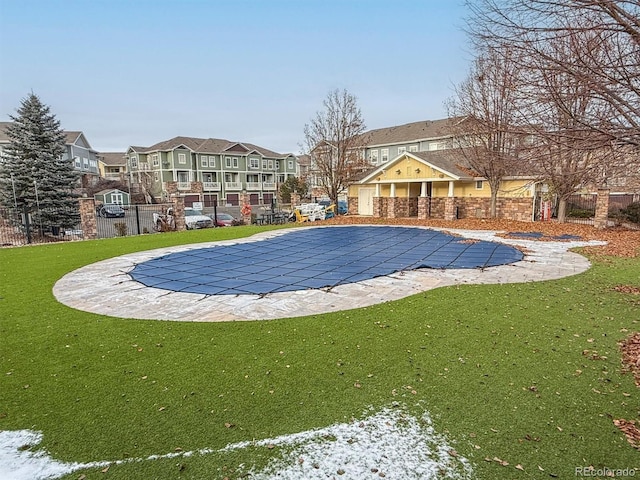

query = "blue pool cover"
[129, 226, 523, 295]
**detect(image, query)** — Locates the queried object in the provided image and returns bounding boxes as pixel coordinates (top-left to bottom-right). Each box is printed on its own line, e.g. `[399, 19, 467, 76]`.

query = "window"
[209, 156, 216, 167]
[381, 149, 389, 162]
[178, 153, 186, 164]
[152, 154, 159, 167]
[288, 160, 294, 169]
[262, 159, 268, 169]
[370, 150, 379, 163]
[89, 159, 97, 168]
[225, 157, 232, 168]
[398, 147, 406, 155]
[409, 145, 418, 152]
[154, 172, 159, 182]
[249, 158, 259, 169]
[82, 157, 89, 168]
[74, 157, 81, 168]
[268, 160, 273, 169]
[232, 157, 238, 168]
[129, 156, 137, 168]
[275, 160, 280, 170]
[201, 156, 208, 168]
[476, 180, 484, 190]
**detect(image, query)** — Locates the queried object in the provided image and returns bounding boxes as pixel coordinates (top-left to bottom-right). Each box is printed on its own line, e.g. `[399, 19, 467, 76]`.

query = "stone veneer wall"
[447, 197, 534, 222]
[347, 196, 358, 215]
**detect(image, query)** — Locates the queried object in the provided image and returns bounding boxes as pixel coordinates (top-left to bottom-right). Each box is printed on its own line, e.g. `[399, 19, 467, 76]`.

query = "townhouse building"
[0, 121, 100, 187]
[125, 136, 298, 207]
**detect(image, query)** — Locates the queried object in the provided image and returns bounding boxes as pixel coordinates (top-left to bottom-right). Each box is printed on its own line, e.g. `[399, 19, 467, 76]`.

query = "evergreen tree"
[0, 93, 80, 228]
[279, 176, 308, 203]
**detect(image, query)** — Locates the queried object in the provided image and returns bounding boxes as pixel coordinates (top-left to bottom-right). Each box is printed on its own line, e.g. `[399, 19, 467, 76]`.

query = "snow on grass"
[0, 405, 473, 480]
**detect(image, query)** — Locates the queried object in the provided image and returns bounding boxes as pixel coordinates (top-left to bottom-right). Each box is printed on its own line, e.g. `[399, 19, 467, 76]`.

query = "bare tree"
[447, 46, 524, 218]
[465, 0, 640, 146]
[303, 89, 368, 204]
[519, 25, 620, 221]
[465, 0, 639, 221]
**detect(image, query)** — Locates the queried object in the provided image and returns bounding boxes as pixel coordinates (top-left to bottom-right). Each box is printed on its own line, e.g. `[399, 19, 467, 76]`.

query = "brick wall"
[347, 196, 358, 215]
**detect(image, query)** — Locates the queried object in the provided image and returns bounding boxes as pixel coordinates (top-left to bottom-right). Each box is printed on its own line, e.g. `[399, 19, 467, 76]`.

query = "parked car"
[99, 204, 125, 218]
[215, 212, 236, 226]
[184, 208, 213, 229]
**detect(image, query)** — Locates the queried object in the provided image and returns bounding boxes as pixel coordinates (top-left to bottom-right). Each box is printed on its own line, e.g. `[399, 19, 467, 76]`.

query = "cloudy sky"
[0, 0, 470, 154]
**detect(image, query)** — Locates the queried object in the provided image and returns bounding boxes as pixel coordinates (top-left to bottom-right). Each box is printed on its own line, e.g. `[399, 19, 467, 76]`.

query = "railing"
[225, 182, 242, 190]
[262, 182, 276, 190]
[245, 182, 261, 190]
[203, 182, 221, 190]
[177, 182, 191, 190]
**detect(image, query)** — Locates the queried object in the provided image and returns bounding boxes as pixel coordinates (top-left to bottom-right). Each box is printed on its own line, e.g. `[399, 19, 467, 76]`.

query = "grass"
[0, 225, 638, 479]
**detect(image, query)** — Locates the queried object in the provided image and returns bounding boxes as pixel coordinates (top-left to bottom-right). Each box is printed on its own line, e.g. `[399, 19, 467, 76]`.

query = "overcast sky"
[0, 0, 470, 154]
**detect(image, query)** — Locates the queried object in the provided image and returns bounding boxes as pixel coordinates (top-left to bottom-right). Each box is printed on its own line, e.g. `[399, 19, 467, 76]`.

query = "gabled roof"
[360, 150, 475, 183]
[363, 117, 466, 147]
[98, 152, 127, 166]
[0, 121, 96, 151]
[133, 135, 288, 158]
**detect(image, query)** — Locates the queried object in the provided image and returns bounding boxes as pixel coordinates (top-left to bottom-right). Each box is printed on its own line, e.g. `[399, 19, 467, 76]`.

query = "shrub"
[114, 222, 128, 236]
[620, 201, 640, 224]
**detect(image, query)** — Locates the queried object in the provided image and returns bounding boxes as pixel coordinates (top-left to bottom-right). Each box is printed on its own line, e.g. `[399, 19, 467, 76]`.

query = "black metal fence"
[0, 205, 83, 247]
[95, 203, 174, 239]
[567, 193, 639, 225]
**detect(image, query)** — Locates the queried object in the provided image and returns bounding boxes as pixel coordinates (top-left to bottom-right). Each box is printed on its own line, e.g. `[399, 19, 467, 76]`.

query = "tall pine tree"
[0, 93, 80, 228]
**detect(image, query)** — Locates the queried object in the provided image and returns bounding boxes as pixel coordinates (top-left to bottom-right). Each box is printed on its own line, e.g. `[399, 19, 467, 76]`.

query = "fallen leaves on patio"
[325, 216, 640, 257]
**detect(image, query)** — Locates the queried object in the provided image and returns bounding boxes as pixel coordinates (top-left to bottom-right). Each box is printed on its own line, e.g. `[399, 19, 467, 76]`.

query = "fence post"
[594, 188, 610, 229]
[23, 204, 32, 244]
[78, 197, 97, 240]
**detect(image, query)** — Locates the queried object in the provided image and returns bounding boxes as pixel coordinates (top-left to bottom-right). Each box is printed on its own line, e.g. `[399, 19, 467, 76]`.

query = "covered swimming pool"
[128, 226, 523, 295]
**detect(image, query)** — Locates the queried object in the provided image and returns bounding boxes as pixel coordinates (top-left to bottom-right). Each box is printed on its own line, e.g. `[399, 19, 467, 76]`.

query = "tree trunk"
[489, 190, 498, 218]
[556, 198, 567, 223]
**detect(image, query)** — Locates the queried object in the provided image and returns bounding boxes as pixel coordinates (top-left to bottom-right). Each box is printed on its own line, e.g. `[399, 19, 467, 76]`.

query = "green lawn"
[1, 225, 638, 479]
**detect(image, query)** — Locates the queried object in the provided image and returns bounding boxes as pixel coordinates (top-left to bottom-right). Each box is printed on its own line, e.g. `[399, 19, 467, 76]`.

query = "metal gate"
[95, 203, 173, 238]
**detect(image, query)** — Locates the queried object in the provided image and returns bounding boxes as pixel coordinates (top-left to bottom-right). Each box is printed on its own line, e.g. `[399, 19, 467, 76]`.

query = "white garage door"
[358, 188, 375, 215]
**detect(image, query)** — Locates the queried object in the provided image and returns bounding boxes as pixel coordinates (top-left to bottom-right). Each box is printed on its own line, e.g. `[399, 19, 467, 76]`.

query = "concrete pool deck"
[53, 225, 606, 322]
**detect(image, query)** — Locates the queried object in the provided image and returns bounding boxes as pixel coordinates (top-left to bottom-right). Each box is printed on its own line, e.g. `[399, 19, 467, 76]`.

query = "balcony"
[225, 182, 242, 190]
[203, 182, 221, 191]
[262, 182, 276, 190]
[245, 182, 261, 190]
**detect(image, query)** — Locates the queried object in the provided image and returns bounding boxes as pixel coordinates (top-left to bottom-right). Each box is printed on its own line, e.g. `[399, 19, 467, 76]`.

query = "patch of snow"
[0, 405, 473, 479]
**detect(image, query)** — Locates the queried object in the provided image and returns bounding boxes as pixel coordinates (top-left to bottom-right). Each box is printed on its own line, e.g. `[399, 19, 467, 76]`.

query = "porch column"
[444, 181, 457, 221]
[420, 181, 427, 197]
[387, 183, 397, 218]
[375, 183, 380, 197]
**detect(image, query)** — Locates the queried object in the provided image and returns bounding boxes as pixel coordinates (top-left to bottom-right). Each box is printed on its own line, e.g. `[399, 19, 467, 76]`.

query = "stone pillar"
[594, 188, 610, 229]
[387, 197, 397, 218]
[373, 197, 383, 217]
[418, 196, 430, 218]
[78, 197, 97, 240]
[444, 197, 457, 221]
[291, 192, 300, 210]
[171, 195, 186, 231]
[240, 191, 251, 225]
